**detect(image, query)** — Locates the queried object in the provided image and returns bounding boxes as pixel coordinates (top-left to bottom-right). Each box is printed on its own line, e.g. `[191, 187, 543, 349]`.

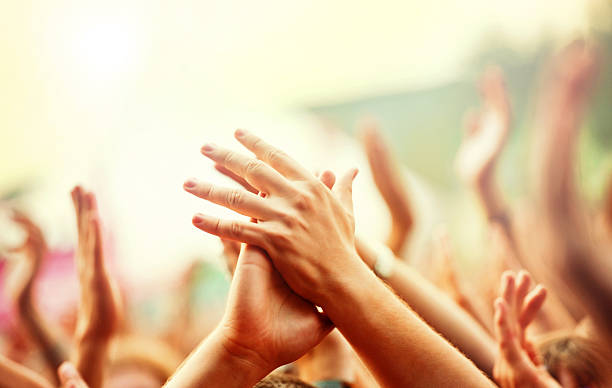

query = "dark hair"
[537, 332, 611, 387]
[254, 373, 316, 388]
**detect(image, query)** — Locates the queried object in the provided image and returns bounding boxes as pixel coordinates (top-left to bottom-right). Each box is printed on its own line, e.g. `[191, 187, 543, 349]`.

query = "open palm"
[220, 244, 333, 370]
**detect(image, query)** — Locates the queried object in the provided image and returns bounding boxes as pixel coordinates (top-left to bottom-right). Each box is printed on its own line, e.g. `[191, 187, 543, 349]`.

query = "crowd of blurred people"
[1, 39, 611, 387]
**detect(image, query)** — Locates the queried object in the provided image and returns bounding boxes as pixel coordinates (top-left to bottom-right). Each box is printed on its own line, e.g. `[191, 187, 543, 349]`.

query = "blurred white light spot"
[72, 21, 137, 78]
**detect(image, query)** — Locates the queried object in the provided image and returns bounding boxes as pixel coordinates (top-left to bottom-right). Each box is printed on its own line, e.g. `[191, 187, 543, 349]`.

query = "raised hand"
[220, 245, 333, 372]
[456, 66, 511, 187]
[70, 186, 121, 388]
[163, 244, 332, 388]
[10, 211, 66, 378]
[58, 362, 90, 388]
[492, 271, 559, 388]
[183, 129, 360, 308]
[360, 120, 413, 256]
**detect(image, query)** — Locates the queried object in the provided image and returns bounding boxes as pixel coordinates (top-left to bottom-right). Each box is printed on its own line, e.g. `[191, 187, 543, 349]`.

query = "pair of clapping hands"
[182, 129, 361, 377]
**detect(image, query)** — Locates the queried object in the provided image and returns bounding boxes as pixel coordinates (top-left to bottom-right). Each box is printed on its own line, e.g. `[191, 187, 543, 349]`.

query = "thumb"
[58, 362, 89, 388]
[332, 168, 358, 213]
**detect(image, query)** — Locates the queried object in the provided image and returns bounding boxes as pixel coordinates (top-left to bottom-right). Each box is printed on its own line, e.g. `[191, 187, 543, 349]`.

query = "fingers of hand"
[58, 362, 89, 388]
[192, 213, 268, 248]
[494, 298, 522, 363]
[500, 271, 516, 312]
[184, 178, 276, 220]
[234, 129, 312, 180]
[318, 170, 336, 190]
[214, 164, 258, 194]
[201, 143, 289, 195]
[514, 270, 532, 316]
[332, 168, 358, 213]
[519, 285, 547, 329]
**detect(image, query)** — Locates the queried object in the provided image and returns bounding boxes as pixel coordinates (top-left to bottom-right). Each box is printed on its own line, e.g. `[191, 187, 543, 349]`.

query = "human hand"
[184, 129, 361, 308]
[360, 120, 413, 256]
[58, 362, 90, 388]
[456, 66, 511, 186]
[9, 210, 46, 302]
[71, 186, 121, 342]
[219, 244, 333, 376]
[492, 271, 559, 388]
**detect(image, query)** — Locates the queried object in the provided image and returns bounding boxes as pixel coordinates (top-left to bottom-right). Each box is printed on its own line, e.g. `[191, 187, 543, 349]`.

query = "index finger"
[201, 143, 291, 195]
[234, 129, 313, 180]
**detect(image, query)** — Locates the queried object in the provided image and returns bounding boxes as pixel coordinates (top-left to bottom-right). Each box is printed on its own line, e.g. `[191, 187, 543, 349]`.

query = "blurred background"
[1, 0, 611, 346]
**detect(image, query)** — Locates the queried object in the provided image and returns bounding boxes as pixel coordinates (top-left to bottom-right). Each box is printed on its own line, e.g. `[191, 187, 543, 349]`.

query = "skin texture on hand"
[360, 120, 414, 256]
[185, 130, 496, 387]
[184, 129, 360, 308]
[70, 186, 122, 388]
[492, 271, 560, 388]
[163, 245, 332, 388]
[0, 353, 54, 388]
[355, 235, 497, 378]
[58, 362, 90, 388]
[10, 211, 66, 380]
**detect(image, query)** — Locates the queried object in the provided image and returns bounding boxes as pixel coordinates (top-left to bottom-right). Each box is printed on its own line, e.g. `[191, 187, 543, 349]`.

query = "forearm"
[17, 293, 66, 376]
[163, 328, 270, 388]
[0, 354, 53, 388]
[321, 260, 495, 388]
[72, 336, 111, 388]
[355, 239, 496, 377]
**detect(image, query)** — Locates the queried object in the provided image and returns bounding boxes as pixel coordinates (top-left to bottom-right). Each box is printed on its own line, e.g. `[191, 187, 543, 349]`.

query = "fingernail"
[59, 362, 78, 379]
[201, 143, 216, 154]
[235, 128, 246, 137]
[184, 178, 197, 189]
[193, 214, 204, 224]
[352, 168, 359, 179]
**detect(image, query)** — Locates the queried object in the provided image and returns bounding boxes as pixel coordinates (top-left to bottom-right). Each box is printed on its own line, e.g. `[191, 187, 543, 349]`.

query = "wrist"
[316, 254, 376, 314]
[213, 328, 274, 383]
[164, 328, 271, 388]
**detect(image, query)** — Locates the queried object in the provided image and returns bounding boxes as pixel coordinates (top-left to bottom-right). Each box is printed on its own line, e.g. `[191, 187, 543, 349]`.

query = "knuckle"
[222, 151, 235, 166]
[229, 221, 242, 237]
[205, 184, 215, 199]
[226, 189, 243, 206]
[245, 159, 263, 176]
[293, 191, 314, 211]
[267, 227, 291, 247]
[264, 148, 285, 164]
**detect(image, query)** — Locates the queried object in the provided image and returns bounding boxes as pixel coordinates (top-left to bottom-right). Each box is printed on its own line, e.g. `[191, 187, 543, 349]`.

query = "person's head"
[537, 332, 612, 388]
[254, 373, 315, 388]
[105, 335, 183, 388]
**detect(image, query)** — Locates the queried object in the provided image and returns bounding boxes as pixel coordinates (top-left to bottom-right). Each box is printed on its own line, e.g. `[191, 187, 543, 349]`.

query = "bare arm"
[355, 236, 497, 378]
[70, 187, 122, 388]
[184, 130, 496, 387]
[0, 354, 53, 388]
[531, 40, 606, 325]
[360, 121, 414, 256]
[10, 212, 66, 381]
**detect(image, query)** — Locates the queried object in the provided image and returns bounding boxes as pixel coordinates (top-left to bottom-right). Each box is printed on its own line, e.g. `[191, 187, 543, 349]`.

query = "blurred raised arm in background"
[0, 353, 53, 388]
[9, 211, 66, 383]
[184, 129, 496, 387]
[70, 186, 122, 388]
[532, 40, 612, 343]
[360, 120, 414, 257]
[456, 67, 517, 260]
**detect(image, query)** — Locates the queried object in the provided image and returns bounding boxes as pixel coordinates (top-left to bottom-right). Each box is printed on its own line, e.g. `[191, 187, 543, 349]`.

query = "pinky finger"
[192, 213, 268, 248]
[519, 285, 547, 329]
